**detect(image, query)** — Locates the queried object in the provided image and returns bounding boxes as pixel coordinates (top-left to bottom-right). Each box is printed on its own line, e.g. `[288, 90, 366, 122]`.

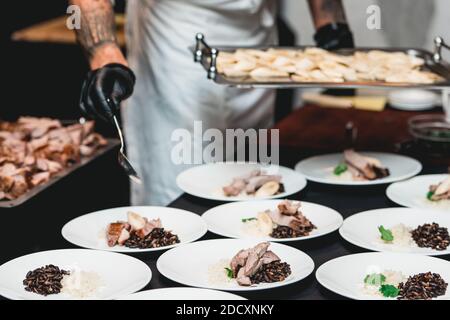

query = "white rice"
[207, 259, 234, 286]
[362, 270, 406, 297]
[241, 220, 267, 237]
[61, 269, 103, 299]
[419, 198, 450, 211]
[378, 224, 416, 248]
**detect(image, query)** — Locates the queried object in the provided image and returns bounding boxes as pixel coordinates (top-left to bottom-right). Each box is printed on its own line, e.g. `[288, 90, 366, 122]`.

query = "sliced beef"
[430, 176, 450, 201]
[222, 169, 260, 196]
[135, 218, 162, 238]
[277, 200, 301, 215]
[30, 172, 51, 186]
[268, 200, 316, 236]
[0, 117, 107, 200]
[106, 222, 130, 247]
[344, 149, 390, 180]
[245, 175, 281, 194]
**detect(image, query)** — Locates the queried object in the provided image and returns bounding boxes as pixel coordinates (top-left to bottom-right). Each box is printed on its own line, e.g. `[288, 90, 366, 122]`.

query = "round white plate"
[0, 249, 151, 300]
[62, 206, 207, 253]
[295, 152, 422, 186]
[340, 208, 450, 256]
[120, 287, 246, 300]
[386, 174, 450, 212]
[316, 252, 450, 300]
[176, 162, 307, 201]
[202, 200, 343, 242]
[157, 239, 314, 291]
[388, 89, 438, 111]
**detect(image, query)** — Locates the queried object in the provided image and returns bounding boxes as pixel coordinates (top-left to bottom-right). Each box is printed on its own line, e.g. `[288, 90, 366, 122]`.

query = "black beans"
[23, 265, 70, 296]
[398, 272, 448, 300]
[250, 261, 292, 284]
[123, 228, 180, 249]
[411, 223, 450, 251]
[270, 224, 316, 238]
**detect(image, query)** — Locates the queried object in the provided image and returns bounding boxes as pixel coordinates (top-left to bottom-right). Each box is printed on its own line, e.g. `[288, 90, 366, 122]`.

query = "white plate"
[202, 200, 343, 242]
[388, 89, 438, 111]
[157, 239, 314, 291]
[176, 162, 307, 201]
[120, 287, 246, 300]
[316, 252, 450, 300]
[62, 206, 207, 253]
[295, 152, 422, 186]
[0, 249, 151, 300]
[386, 174, 450, 212]
[340, 208, 450, 256]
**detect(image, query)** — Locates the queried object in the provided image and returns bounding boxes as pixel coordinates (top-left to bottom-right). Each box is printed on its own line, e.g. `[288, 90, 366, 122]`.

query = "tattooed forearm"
[70, 0, 117, 58]
[307, 0, 348, 29]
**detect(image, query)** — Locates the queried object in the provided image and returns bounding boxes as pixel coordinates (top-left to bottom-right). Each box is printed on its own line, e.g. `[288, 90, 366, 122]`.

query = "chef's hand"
[80, 63, 136, 123]
[314, 23, 354, 50]
[315, 23, 355, 96]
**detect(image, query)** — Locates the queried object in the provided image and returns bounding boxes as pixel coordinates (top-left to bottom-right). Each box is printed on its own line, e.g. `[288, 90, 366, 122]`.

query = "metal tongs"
[107, 98, 142, 184]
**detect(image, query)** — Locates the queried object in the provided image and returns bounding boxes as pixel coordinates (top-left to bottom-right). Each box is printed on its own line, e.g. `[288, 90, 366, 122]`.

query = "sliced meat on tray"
[343, 149, 390, 180]
[0, 117, 107, 200]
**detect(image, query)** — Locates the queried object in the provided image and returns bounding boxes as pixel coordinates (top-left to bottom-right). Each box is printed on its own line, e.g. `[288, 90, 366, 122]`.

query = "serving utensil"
[106, 98, 141, 184]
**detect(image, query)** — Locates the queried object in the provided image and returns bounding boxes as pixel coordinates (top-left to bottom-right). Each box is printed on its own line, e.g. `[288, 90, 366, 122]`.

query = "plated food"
[0, 117, 107, 201]
[120, 287, 246, 300]
[222, 169, 284, 198]
[23, 264, 102, 298]
[176, 162, 307, 201]
[106, 211, 179, 249]
[333, 150, 390, 181]
[62, 206, 207, 253]
[0, 249, 151, 300]
[157, 239, 314, 291]
[202, 199, 342, 242]
[428, 175, 450, 202]
[339, 208, 450, 255]
[362, 270, 447, 300]
[386, 174, 450, 212]
[220, 242, 291, 286]
[241, 200, 316, 239]
[217, 48, 443, 84]
[295, 152, 421, 185]
[316, 252, 450, 300]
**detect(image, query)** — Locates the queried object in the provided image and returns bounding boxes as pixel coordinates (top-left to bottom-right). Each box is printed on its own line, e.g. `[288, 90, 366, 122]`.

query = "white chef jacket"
[123, 0, 278, 206]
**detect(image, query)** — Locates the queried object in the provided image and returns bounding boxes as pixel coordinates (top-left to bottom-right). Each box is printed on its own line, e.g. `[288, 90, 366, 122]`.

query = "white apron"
[124, 0, 278, 206]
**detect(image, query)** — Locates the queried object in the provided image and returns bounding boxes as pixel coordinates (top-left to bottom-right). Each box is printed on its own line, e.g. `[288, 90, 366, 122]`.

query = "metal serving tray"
[0, 138, 119, 208]
[193, 33, 450, 90]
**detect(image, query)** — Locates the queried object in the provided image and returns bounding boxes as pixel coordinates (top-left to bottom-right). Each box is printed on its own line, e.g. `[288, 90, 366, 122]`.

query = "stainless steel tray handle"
[433, 37, 450, 63]
[194, 33, 218, 80]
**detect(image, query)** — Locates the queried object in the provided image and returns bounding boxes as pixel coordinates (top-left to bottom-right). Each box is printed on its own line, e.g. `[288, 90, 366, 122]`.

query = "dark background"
[0, 1, 295, 264]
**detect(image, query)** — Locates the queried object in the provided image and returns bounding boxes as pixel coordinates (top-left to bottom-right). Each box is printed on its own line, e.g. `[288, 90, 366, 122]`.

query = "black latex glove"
[80, 63, 136, 123]
[314, 23, 355, 96]
[314, 22, 354, 51]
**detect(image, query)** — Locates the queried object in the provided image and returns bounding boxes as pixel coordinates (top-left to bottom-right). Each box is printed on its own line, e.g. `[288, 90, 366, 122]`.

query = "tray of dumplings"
[193, 34, 450, 89]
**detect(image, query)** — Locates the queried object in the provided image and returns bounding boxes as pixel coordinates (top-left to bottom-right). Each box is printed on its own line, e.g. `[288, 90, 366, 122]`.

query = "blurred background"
[3, 0, 450, 122]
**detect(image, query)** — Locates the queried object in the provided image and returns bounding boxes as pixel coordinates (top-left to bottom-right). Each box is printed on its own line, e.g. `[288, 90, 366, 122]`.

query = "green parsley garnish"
[224, 267, 234, 279]
[379, 284, 400, 298]
[334, 163, 348, 176]
[378, 225, 394, 242]
[241, 217, 257, 223]
[364, 273, 386, 286]
[427, 191, 435, 201]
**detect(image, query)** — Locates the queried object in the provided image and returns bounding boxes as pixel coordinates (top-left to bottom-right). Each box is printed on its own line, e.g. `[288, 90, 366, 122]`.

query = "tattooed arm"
[307, 0, 348, 29]
[70, 0, 127, 69]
